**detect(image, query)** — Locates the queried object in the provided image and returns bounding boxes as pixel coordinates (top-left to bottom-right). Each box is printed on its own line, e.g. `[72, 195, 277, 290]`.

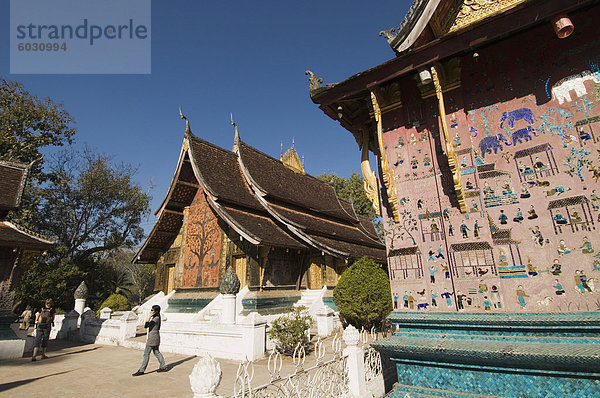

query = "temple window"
[388, 247, 423, 280]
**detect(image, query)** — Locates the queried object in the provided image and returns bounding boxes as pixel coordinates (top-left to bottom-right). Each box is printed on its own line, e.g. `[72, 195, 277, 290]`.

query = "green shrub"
[96, 293, 131, 317]
[268, 306, 313, 355]
[333, 257, 392, 329]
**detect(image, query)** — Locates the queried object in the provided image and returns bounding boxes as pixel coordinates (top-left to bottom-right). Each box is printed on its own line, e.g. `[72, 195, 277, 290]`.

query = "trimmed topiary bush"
[268, 306, 313, 355]
[333, 257, 392, 329]
[96, 293, 131, 317]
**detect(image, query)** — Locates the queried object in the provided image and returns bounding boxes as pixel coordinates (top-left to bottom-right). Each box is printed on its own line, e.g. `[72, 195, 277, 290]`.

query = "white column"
[343, 325, 368, 398]
[316, 305, 335, 337]
[99, 307, 112, 320]
[119, 311, 139, 340]
[74, 298, 86, 326]
[221, 294, 236, 324]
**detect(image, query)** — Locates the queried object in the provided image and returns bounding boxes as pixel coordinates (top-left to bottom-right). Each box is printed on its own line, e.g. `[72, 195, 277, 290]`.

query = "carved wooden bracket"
[370, 91, 401, 222]
[360, 129, 381, 216]
[431, 65, 467, 213]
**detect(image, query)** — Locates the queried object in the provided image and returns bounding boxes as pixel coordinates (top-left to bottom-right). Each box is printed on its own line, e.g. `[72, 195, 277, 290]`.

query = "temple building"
[134, 118, 385, 314]
[0, 161, 54, 311]
[309, 0, 600, 396]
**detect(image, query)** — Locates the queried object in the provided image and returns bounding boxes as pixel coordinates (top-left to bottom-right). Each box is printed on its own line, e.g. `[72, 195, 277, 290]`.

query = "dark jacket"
[145, 315, 161, 346]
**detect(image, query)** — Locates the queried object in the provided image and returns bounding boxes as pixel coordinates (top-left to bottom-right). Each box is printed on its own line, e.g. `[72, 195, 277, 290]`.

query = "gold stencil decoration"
[442, 0, 529, 34]
[280, 139, 305, 174]
[370, 92, 400, 222]
[360, 129, 381, 216]
[431, 65, 467, 213]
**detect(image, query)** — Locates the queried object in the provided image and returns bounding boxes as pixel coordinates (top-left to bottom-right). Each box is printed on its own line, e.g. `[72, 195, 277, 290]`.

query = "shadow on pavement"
[46, 346, 101, 359]
[144, 355, 197, 374]
[0, 370, 74, 393]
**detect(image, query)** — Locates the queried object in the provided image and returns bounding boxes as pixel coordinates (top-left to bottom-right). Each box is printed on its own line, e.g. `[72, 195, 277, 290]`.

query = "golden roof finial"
[179, 107, 191, 136]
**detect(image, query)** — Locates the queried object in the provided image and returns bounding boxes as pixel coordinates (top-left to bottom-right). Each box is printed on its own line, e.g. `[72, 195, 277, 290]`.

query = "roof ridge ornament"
[305, 70, 323, 93]
[378, 27, 397, 41]
[231, 113, 240, 153]
[179, 107, 192, 136]
[281, 140, 306, 175]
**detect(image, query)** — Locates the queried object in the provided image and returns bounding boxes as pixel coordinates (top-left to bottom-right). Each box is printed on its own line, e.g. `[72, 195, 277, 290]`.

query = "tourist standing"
[32, 299, 55, 361]
[20, 306, 32, 330]
[132, 305, 167, 376]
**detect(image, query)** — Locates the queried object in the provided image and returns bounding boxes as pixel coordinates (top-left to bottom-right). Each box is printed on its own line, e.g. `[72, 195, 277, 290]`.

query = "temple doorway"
[234, 255, 248, 288]
[166, 264, 175, 293]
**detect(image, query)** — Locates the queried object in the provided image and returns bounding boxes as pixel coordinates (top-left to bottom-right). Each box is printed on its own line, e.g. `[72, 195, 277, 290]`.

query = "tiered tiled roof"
[0, 161, 55, 251]
[135, 129, 385, 263]
[237, 141, 385, 262]
[0, 161, 29, 218]
[0, 221, 54, 250]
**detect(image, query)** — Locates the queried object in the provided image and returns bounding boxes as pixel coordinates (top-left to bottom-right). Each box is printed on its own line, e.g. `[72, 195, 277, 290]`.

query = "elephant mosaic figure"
[551, 71, 600, 105]
[499, 108, 535, 129]
[508, 125, 537, 146]
[478, 134, 508, 158]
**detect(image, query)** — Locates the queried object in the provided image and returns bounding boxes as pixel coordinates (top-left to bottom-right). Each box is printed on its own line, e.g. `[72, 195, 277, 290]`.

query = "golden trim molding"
[444, 0, 529, 33]
[370, 92, 400, 222]
[431, 65, 467, 213]
[360, 129, 381, 216]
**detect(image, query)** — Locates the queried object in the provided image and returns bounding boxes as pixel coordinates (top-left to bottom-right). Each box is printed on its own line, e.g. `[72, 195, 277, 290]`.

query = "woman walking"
[132, 305, 167, 375]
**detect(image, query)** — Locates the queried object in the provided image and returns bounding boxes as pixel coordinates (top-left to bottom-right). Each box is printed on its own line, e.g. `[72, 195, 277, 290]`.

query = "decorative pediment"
[441, 0, 530, 34]
[280, 140, 305, 175]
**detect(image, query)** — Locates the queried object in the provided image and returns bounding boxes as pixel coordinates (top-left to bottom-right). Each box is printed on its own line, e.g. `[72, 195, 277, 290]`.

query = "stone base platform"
[375, 312, 600, 398]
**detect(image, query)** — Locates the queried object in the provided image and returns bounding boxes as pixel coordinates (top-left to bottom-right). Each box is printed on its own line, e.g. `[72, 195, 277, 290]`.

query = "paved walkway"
[0, 331, 339, 398]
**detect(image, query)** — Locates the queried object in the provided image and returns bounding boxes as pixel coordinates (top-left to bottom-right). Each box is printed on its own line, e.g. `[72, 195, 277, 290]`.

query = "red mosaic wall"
[181, 190, 221, 288]
[382, 10, 600, 313]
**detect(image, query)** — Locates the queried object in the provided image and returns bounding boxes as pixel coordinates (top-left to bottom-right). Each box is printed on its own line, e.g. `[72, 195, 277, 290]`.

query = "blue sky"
[1, 0, 409, 231]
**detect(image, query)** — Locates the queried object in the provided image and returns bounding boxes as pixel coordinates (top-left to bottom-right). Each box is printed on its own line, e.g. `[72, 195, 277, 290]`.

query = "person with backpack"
[132, 304, 167, 376]
[32, 299, 55, 361]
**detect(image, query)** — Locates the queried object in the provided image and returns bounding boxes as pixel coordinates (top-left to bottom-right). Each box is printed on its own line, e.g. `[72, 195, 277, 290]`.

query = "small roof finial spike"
[179, 107, 191, 136]
[231, 113, 240, 153]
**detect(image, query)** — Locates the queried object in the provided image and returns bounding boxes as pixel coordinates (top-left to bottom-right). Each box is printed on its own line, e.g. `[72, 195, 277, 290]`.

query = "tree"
[96, 293, 131, 317]
[15, 148, 151, 310]
[267, 306, 313, 355]
[571, 98, 595, 118]
[15, 259, 84, 311]
[333, 257, 392, 329]
[385, 209, 418, 247]
[1, 78, 76, 228]
[102, 248, 155, 305]
[537, 107, 574, 147]
[182, 198, 221, 287]
[317, 172, 376, 219]
[0, 78, 75, 167]
[35, 148, 151, 262]
[564, 146, 592, 182]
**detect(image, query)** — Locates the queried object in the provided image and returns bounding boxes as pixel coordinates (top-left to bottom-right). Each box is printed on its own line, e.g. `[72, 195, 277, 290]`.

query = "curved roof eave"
[206, 196, 261, 245]
[186, 133, 222, 201]
[154, 137, 195, 216]
[242, 180, 350, 258]
[388, 0, 442, 53]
